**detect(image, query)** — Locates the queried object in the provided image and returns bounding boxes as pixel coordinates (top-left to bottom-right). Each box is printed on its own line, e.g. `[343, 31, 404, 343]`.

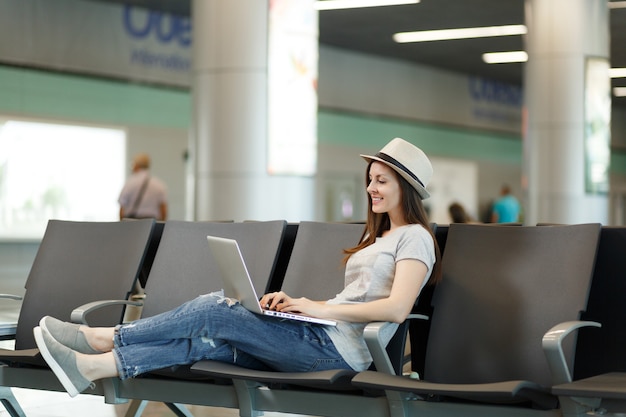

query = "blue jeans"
[113, 292, 351, 379]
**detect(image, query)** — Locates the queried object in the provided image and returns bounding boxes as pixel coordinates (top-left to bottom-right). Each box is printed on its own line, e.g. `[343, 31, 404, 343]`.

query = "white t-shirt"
[323, 224, 435, 371]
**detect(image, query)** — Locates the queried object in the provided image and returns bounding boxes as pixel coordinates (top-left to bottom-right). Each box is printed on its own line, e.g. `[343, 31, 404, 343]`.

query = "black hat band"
[375, 152, 425, 188]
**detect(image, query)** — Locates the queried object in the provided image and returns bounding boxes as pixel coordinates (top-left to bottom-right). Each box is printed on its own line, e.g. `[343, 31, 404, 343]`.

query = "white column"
[189, 0, 316, 221]
[523, 0, 610, 225]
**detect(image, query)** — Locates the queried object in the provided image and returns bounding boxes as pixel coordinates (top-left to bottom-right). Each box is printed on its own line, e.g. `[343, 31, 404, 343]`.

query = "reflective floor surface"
[0, 387, 307, 417]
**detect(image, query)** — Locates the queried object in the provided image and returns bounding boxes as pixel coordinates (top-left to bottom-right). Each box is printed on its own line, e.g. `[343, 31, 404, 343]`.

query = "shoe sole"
[33, 326, 80, 398]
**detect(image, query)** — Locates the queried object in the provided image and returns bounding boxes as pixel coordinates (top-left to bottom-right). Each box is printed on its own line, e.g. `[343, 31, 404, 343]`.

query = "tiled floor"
[1, 388, 305, 417]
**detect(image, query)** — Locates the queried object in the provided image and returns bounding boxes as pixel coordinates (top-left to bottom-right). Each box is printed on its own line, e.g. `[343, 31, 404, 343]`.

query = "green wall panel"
[2, 64, 625, 175]
[318, 109, 626, 175]
[0, 66, 190, 128]
[318, 109, 522, 164]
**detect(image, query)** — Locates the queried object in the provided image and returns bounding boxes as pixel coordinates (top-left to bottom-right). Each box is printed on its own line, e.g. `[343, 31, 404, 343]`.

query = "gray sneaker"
[33, 326, 95, 397]
[39, 316, 102, 354]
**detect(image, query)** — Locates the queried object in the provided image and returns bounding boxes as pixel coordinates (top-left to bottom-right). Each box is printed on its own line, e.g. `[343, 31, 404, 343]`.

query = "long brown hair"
[344, 161, 442, 285]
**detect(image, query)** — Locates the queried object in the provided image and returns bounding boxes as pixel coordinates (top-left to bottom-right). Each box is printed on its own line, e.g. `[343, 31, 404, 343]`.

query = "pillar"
[523, 0, 611, 225]
[188, 0, 317, 222]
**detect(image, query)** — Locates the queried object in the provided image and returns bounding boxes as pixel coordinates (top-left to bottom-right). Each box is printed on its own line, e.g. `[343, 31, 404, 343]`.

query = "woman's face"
[367, 161, 403, 218]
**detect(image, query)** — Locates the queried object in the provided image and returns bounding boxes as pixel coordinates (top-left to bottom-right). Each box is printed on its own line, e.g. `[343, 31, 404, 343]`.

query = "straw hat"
[360, 138, 432, 199]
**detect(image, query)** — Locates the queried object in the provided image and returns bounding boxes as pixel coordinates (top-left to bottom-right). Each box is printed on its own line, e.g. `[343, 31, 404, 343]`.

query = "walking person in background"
[490, 184, 520, 223]
[118, 153, 168, 221]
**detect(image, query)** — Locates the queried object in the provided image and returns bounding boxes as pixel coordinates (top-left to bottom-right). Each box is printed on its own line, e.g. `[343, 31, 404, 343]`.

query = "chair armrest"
[542, 320, 601, 385]
[70, 299, 144, 324]
[0, 294, 23, 301]
[364, 314, 429, 375]
[364, 322, 395, 374]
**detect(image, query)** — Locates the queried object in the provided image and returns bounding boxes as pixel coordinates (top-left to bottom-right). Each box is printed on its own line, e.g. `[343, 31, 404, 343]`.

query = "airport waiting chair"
[351, 223, 602, 417]
[0, 219, 157, 417]
[97, 220, 289, 417]
[550, 226, 626, 414]
[190, 221, 437, 417]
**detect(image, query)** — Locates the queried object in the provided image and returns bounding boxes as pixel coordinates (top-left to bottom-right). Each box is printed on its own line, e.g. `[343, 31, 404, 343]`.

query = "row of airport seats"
[1, 220, 626, 417]
[0, 218, 365, 416]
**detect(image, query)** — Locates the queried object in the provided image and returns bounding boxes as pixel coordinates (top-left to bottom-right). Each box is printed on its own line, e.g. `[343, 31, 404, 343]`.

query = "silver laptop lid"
[206, 235, 265, 314]
[206, 235, 336, 326]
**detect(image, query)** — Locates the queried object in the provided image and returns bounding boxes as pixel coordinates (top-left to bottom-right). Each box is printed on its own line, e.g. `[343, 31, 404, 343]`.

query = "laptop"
[206, 235, 337, 326]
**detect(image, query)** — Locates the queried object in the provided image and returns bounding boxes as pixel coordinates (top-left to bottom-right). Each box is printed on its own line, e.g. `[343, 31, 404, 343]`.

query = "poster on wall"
[267, 0, 318, 176]
[584, 57, 611, 195]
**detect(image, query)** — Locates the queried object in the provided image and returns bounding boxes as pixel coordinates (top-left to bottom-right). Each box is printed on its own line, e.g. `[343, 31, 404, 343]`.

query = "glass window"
[0, 118, 126, 240]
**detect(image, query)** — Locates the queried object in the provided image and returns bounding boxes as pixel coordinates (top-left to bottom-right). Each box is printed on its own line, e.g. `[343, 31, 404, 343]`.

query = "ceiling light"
[482, 51, 528, 64]
[614, 87, 626, 97]
[609, 68, 626, 78]
[314, 0, 419, 11]
[393, 24, 527, 43]
[608, 1, 626, 9]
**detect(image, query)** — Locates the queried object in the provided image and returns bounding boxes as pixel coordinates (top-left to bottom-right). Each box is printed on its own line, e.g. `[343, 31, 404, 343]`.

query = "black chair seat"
[191, 360, 357, 391]
[352, 371, 557, 409]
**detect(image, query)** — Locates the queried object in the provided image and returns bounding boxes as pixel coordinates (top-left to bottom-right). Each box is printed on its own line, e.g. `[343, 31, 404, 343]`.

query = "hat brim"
[361, 154, 430, 199]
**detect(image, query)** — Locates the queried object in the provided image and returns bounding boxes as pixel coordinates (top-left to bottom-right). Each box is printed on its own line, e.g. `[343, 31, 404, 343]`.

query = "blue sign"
[123, 5, 191, 47]
[469, 77, 522, 107]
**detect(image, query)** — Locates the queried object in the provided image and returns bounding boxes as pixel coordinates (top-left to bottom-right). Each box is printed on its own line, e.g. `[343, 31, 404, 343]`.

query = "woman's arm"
[259, 259, 428, 324]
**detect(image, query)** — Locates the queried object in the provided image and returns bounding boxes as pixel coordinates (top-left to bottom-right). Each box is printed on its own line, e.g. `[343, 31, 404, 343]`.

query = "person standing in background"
[118, 153, 168, 221]
[448, 202, 476, 223]
[490, 184, 520, 223]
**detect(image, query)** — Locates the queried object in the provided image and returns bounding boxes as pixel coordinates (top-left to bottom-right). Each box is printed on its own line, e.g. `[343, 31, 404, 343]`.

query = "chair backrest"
[423, 223, 600, 388]
[574, 226, 626, 379]
[140, 220, 287, 318]
[278, 221, 365, 300]
[15, 219, 156, 350]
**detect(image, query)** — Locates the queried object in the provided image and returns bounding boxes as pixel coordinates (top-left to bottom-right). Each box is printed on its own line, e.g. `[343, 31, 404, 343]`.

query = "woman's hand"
[259, 291, 323, 317]
[259, 291, 290, 311]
